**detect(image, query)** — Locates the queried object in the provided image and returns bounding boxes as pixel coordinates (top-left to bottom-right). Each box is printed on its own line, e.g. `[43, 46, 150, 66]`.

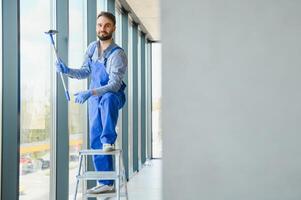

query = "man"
[56, 11, 127, 194]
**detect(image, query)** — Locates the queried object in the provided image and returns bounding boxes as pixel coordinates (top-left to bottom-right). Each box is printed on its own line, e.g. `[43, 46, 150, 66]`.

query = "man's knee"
[99, 92, 119, 107]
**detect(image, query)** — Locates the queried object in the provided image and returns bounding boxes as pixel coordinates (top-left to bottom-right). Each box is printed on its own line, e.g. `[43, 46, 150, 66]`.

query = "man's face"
[96, 16, 115, 41]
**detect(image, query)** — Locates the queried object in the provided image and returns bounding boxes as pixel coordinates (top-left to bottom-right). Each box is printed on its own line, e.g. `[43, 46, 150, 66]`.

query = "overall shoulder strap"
[88, 41, 98, 59]
[104, 46, 127, 91]
[104, 46, 123, 66]
[107, 46, 123, 59]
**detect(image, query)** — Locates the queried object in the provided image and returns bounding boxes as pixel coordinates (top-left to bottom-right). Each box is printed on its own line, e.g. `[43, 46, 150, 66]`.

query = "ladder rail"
[116, 152, 121, 200]
[73, 153, 83, 200]
[120, 152, 129, 200]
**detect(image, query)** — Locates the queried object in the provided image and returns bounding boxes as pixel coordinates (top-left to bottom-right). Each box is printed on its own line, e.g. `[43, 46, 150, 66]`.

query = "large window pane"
[115, 6, 122, 46]
[68, 0, 87, 198]
[114, 5, 123, 149]
[152, 43, 162, 158]
[20, 0, 53, 199]
[97, 0, 105, 13]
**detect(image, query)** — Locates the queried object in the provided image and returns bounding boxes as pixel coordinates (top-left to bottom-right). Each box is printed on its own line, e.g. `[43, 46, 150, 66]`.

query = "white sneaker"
[87, 184, 114, 194]
[103, 143, 115, 152]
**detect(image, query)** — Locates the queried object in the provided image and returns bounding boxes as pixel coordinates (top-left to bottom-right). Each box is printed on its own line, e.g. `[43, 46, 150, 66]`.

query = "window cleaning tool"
[44, 29, 70, 101]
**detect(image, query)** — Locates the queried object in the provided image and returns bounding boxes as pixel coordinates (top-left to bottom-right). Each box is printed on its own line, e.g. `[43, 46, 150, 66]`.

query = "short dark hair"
[97, 11, 116, 25]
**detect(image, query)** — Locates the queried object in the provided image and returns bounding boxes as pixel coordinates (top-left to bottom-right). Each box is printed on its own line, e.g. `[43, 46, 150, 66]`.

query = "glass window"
[68, 0, 87, 198]
[146, 41, 152, 159]
[97, 0, 106, 14]
[115, 6, 122, 46]
[152, 43, 162, 158]
[20, 0, 53, 199]
[114, 5, 123, 148]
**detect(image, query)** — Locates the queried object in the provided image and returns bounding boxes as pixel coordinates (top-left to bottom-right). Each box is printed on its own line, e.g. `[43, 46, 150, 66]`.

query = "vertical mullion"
[132, 23, 139, 172]
[0, 1, 2, 197]
[86, 1, 96, 198]
[106, 0, 115, 13]
[137, 31, 141, 169]
[147, 41, 153, 159]
[140, 33, 146, 164]
[55, 0, 69, 199]
[1, 0, 20, 199]
[87, 0, 97, 45]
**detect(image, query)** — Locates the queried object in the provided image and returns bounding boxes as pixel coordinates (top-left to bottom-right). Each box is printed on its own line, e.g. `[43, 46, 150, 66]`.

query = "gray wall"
[162, 1, 301, 200]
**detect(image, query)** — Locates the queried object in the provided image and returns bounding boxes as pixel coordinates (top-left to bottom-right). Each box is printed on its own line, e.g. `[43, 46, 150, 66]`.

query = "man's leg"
[89, 96, 113, 186]
[93, 92, 124, 186]
[99, 92, 123, 145]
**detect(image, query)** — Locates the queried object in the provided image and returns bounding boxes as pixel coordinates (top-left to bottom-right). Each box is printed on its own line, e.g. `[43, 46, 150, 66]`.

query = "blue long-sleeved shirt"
[67, 41, 127, 96]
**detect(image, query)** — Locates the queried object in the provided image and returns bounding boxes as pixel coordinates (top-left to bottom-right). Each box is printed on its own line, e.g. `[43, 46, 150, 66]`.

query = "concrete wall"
[162, 1, 301, 199]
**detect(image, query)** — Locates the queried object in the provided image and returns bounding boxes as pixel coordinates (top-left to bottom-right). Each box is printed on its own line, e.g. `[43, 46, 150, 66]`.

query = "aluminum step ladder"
[73, 149, 128, 200]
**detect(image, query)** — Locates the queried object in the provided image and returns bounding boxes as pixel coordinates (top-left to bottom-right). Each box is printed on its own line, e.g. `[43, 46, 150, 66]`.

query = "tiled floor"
[127, 159, 162, 200]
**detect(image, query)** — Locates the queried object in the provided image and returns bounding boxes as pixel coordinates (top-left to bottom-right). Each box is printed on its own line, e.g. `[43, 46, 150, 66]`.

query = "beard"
[98, 32, 113, 41]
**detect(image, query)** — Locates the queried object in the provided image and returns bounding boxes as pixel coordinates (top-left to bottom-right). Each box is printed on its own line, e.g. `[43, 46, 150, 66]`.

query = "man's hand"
[74, 90, 93, 104]
[56, 58, 70, 74]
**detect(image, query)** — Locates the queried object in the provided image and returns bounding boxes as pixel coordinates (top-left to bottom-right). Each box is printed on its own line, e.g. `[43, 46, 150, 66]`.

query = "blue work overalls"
[88, 45, 126, 185]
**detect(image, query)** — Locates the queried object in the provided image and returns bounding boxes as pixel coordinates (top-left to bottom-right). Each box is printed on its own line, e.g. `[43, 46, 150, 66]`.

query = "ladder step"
[79, 149, 121, 155]
[84, 192, 127, 198]
[77, 171, 119, 180]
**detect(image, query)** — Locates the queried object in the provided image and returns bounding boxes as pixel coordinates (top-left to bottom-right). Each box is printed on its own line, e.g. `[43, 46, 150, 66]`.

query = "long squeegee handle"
[65, 91, 71, 102]
[59, 71, 70, 102]
[49, 34, 55, 45]
[46, 33, 70, 102]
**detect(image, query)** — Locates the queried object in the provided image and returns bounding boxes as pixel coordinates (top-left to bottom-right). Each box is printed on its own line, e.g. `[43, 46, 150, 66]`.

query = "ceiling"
[125, 0, 160, 41]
